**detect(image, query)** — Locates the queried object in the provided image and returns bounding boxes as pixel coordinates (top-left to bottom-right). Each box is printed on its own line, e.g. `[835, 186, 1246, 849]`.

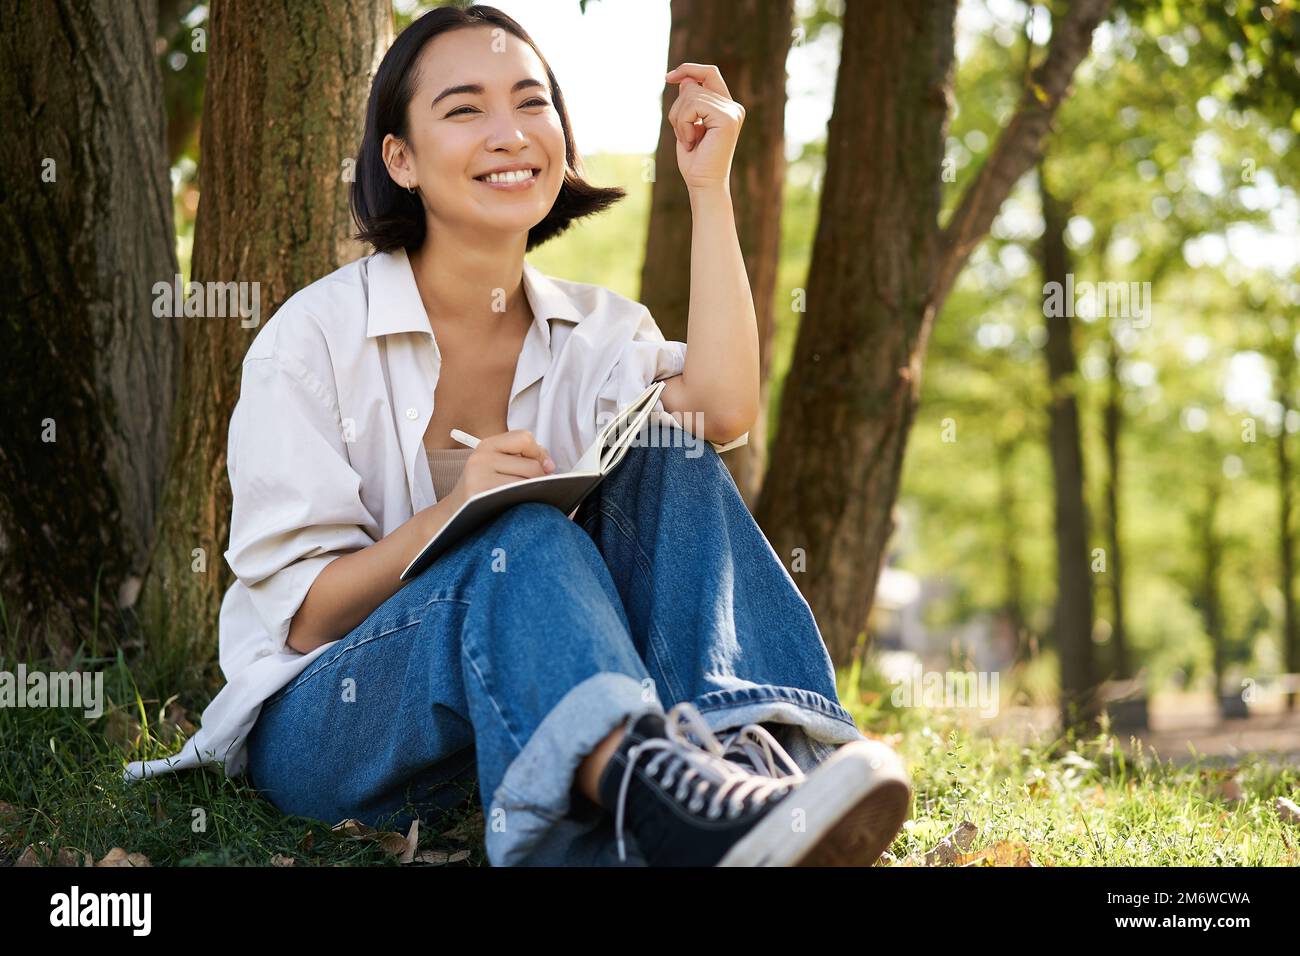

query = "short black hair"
[349, 3, 625, 254]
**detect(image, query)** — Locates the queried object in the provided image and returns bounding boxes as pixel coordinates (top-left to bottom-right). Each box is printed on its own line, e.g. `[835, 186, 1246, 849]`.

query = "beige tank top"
[425, 445, 474, 501]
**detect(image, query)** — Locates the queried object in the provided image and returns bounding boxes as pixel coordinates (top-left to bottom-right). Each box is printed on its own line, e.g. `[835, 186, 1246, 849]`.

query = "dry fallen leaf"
[331, 817, 409, 857]
[96, 847, 151, 867]
[924, 820, 979, 866]
[1275, 797, 1300, 825]
[440, 807, 484, 844]
[398, 819, 418, 864]
[331, 818, 376, 839]
[15, 844, 46, 867]
[54, 847, 94, 867]
[270, 854, 296, 867]
[162, 700, 197, 740]
[101, 709, 142, 750]
[1198, 767, 1245, 803]
[955, 840, 1040, 867]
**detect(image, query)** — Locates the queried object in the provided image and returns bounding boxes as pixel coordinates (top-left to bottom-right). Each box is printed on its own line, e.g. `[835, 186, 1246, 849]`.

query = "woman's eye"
[447, 98, 548, 118]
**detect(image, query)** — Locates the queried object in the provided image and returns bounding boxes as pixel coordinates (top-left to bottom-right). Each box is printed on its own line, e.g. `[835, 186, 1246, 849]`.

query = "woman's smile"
[473, 167, 541, 191]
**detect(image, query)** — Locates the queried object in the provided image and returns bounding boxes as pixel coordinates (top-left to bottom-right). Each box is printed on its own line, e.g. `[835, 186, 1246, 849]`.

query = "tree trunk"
[995, 437, 1030, 664]
[641, 0, 793, 506]
[138, 0, 390, 683]
[1195, 479, 1227, 712]
[1038, 167, 1098, 733]
[1103, 334, 1130, 678]
[754, 0, 1109, 666]
[0, 0, 179, 647]
[752, 0, 956, 665]
[1276, 340, 1298, 710]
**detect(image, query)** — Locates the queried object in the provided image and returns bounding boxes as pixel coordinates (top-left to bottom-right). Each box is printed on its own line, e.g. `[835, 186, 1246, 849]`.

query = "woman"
[125, 4, 911, 867]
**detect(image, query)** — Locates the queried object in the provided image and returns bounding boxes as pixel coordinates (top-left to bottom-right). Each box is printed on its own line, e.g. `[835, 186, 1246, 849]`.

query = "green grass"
[2, 639, 1296, 866]
[835, 662, 1300, 867]
[0, 649, 487, 867]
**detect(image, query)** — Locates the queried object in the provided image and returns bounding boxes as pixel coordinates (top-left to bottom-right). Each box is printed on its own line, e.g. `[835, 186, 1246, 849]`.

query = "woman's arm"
[285, 428, 556, 654]
[285, 495, 458, 654]
[656, 63, 760, 444]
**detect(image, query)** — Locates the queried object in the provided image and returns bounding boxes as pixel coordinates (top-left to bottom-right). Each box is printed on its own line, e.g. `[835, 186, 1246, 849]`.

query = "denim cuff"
[486, 671, 663, 865]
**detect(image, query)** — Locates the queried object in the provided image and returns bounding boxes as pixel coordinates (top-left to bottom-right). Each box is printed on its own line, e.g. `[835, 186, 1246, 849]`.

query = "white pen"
[449, 428, 480, 450]
[451, 427, 557, 473]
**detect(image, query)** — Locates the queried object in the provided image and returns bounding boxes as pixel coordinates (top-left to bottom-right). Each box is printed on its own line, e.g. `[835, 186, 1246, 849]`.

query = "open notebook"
[399, 381, 748, 581]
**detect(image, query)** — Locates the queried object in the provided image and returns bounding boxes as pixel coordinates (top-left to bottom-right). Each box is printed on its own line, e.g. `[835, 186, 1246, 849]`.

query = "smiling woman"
[123, 3, 907, 870]
[349, 9, 624, 254]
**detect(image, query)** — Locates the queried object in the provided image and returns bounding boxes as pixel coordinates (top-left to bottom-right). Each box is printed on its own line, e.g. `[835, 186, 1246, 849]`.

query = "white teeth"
[479, 169, 535, 184]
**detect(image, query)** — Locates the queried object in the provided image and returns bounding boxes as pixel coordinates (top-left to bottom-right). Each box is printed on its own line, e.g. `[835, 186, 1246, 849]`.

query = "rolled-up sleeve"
[595, 307, 688, 427]
[223, 352, 377, 655]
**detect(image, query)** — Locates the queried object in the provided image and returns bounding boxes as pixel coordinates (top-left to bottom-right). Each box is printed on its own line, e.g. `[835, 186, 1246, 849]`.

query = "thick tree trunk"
[139, 0, 390, 680]
[0, 0, 179, 645]
[754, 0, 1108, 666]
[641, 0, 793, 506]
[1103, 335, 1130, 678]
[753, 0, 956, 665]
[1039, 168, 1098, 733]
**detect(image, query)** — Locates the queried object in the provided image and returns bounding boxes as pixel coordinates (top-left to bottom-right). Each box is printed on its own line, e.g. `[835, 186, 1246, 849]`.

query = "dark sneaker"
[597, 701, 913, 866]
[716, 722, 913, 865]
[716, 722, 807, 779]
[597, 701, 801, 866]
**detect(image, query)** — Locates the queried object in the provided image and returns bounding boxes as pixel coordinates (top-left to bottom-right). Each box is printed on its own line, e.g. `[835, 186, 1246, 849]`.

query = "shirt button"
[405, 407, 418, 420]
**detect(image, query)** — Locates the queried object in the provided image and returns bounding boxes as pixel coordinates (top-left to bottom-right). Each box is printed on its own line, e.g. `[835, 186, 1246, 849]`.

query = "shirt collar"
[365, 247, 584, 348]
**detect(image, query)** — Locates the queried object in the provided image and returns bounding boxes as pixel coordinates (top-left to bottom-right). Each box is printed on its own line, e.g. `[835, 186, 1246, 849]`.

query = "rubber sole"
[716, 739, 912, 867]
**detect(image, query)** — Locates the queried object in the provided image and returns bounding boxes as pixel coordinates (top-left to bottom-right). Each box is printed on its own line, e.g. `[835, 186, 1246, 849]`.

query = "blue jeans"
[245, 423, 867, 865]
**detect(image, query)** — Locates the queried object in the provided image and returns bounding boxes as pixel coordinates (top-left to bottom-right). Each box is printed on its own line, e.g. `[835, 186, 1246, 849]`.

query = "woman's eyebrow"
[432, 77, 546, 107]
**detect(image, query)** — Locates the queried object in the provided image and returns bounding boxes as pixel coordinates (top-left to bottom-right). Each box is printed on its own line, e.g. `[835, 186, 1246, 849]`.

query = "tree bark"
[1193, 478, 1227, 712]
[641, 0, 793, 506]
[753, 0, 955, 664]
[1276, 339, 1298, 710]
[138, 0, 390, 680]
[754, 0, 1109, 665]
[0, 0, 179, 644]
[995, 437, 1030, 664]
[1038, 166, 1098, 733]
[1103, 334, 1130, 678]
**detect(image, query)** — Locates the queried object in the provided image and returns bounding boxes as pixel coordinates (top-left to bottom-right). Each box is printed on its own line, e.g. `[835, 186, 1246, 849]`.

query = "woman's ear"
[381, 133, 415, 191]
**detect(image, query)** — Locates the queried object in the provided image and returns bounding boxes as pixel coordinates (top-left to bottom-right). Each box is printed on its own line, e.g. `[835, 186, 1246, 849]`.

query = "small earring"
[407, 182, 416, 194]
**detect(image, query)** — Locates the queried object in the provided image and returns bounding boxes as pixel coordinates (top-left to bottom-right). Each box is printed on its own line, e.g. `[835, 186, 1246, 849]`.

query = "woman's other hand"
[445, 428, 555, 510]
[664, 63, 746, 192]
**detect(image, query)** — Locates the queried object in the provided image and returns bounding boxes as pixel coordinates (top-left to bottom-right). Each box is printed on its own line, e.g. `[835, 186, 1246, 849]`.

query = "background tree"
[0, 0, 180, 652]
[639, 0, 794, 504]
[755, 0, 1111, 666]
[138, 0, 391, 688]
[1037, 162, 1098, 728]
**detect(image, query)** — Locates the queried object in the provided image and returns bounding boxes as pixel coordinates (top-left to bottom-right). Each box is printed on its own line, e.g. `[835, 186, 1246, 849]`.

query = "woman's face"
[386, 26, 566, 242]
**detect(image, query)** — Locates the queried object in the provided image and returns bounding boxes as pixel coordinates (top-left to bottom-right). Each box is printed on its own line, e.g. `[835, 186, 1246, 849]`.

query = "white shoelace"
[717, 723, 807, 779]
[612, 701, 796, 863]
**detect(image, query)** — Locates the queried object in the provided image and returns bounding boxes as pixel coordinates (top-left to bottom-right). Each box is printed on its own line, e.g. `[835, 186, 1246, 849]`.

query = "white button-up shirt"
[123, 247, 733, 782]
